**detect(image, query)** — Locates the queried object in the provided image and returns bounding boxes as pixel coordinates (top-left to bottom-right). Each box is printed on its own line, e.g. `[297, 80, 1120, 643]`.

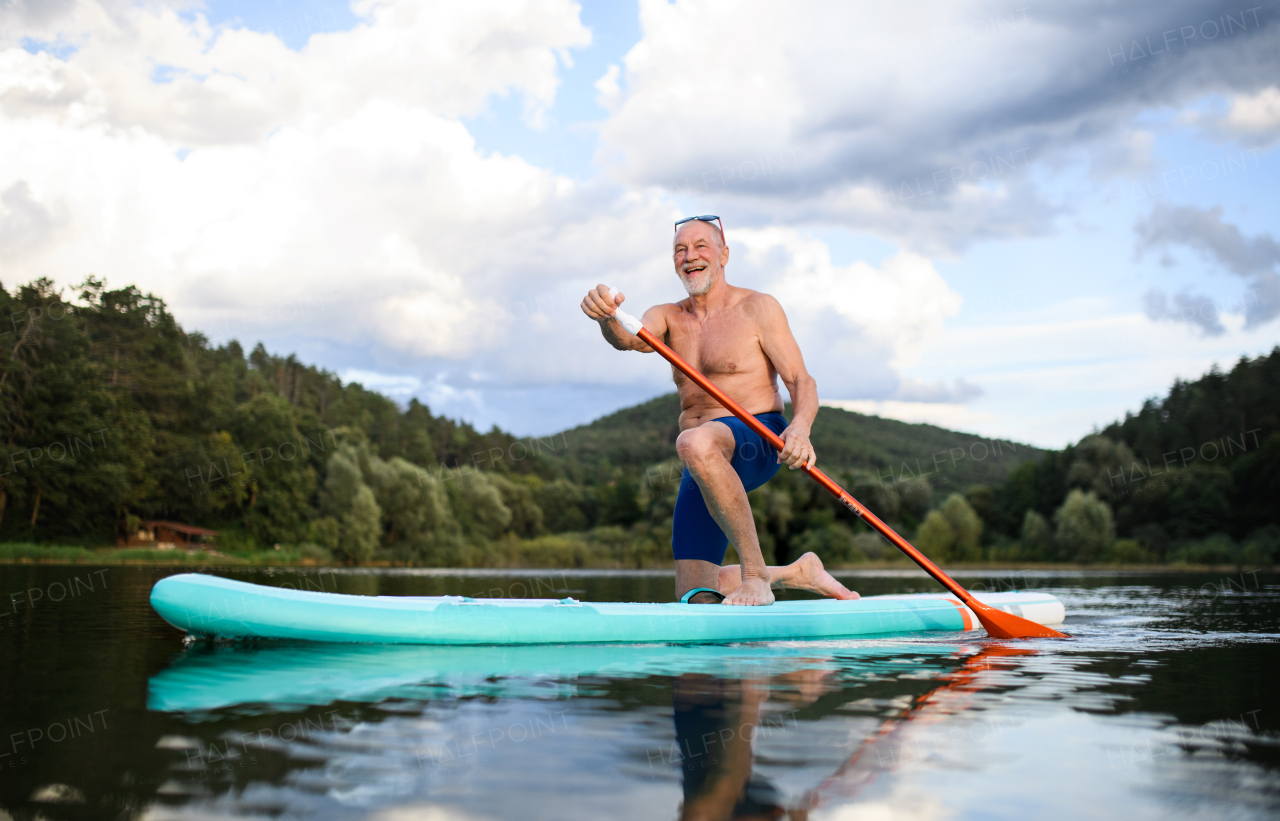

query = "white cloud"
[0, 0, 591, 142]
[909, 301, 1280, 447]
[1222, 86, 1280, 145]
[0, 0, 646, 374]
[594, 63, 620, 112]
[597, 0, 1280, 251]
[728, 229, 964, 397]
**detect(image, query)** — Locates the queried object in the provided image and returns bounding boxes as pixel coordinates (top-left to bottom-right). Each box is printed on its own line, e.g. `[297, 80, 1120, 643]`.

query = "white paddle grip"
[607, 289, 644, 335]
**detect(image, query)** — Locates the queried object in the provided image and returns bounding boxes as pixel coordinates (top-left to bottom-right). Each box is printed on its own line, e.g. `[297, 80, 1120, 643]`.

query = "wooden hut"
[121, 520, 219, 550]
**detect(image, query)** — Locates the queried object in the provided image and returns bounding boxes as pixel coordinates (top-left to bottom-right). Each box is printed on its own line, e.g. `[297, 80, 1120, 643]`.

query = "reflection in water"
[1, 567, 1278, 820]
[148, 642, 918, 713]
[811, 644, 1034, 808]
[672, 646, 1033, 820]
[674, 675, 793, 821]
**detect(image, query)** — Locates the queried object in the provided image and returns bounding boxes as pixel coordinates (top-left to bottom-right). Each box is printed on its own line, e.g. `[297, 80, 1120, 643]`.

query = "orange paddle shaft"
[623, 319, 1065, 640]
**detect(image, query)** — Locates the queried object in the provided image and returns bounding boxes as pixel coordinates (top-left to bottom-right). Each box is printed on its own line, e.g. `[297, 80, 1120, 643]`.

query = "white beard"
[681, 269, 713, 296]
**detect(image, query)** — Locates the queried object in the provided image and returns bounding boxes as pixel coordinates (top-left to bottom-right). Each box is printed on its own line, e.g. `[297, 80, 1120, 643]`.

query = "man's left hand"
[777, 426, 816, 470]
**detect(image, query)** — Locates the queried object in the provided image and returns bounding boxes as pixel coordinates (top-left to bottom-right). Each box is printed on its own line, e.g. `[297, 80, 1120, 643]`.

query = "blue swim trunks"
[671, 412, 789, 564]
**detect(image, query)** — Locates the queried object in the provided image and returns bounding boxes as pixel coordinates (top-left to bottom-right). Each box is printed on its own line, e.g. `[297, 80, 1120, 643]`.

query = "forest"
[2, 277, 1276, 566]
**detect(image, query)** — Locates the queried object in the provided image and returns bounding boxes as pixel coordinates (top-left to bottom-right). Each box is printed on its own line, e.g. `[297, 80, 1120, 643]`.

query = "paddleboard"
[150, 573, 1065, 645]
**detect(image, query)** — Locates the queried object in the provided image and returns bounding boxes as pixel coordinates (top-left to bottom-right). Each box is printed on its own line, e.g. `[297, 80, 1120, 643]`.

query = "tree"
[1021, 510, 1053, 558]
[964, 484, 998, 540]
[1167, 466, 1233, 539]
[228, 393, 317, 545]
[1054, 489, 1114, 562]
[916, 494, 984, 562]
[898, 477, 933, 524]
[0, 279, 129, 539]
[1228, 432, 1280, 537]
[445, 469, 512, 540]
[1066, 435, 1136, 504]
[534, 480, 593, 533]
[599, 474, 642, 527]
[940, 494, 983, 560]
[319, 444, 381, 563]
[915, 511, 955, 560]
[489, 474, 544, 539]
[363, 452, 459, 558]
[851, 470, 900, 523]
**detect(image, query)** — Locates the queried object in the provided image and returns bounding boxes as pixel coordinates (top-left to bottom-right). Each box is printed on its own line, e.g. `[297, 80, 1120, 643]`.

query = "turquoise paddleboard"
[150, 573, 1065, 645]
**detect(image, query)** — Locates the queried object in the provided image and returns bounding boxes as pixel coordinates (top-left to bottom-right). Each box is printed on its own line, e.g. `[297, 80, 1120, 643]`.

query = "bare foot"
[723, 576, 775, 606]
[790, 552, 859, 600]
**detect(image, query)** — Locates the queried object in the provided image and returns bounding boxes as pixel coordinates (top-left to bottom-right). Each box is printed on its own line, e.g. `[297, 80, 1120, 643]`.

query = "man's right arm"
[580, 284, 662, 353]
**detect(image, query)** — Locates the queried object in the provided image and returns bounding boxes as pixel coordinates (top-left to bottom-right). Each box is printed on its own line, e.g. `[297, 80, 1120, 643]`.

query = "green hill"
[547, 392, 1043, 490]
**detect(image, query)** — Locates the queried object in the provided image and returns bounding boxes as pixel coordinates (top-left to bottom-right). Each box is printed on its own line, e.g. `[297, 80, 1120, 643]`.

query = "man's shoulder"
[731, 288, 783, 316]
[645, 300, 686, 317]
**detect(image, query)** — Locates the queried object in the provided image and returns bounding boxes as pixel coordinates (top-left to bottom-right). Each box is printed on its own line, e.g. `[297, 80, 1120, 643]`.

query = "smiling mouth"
[683, 265, 707, 276]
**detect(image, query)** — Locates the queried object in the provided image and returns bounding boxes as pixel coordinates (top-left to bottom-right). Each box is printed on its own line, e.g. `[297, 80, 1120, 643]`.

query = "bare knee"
[676, 426, 730, 470]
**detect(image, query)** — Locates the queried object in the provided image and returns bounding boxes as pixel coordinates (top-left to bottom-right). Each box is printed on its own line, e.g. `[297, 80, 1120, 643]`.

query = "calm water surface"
[0, 566, 1277, 820]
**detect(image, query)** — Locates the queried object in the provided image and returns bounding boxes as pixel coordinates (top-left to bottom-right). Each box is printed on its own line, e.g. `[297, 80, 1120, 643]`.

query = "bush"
[298, 543, 333, 563]
[1102, 539, 1153, 564]
[1241, 525, 1280, 565]
[1171, 534, 1239, 565]
[988, 537, 1032, 563]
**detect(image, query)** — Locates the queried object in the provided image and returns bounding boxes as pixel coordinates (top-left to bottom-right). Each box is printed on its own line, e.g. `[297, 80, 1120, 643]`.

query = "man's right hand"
[580, 284, 623, 322]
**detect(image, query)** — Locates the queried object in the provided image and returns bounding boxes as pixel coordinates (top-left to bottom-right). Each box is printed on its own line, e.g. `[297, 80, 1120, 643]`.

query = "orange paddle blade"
[968, 601, 1068, 639]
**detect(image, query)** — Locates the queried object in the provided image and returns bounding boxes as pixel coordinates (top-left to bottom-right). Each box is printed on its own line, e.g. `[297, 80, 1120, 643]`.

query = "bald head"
[674, 218, 724, 250]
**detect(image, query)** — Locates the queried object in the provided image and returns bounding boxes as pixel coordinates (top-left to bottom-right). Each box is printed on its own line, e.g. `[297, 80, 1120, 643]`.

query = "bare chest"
[666, 310, 767, 377]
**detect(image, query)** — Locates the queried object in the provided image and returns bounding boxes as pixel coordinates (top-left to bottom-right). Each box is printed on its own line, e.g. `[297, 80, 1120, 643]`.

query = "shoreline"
[0, 546, 1271, 575]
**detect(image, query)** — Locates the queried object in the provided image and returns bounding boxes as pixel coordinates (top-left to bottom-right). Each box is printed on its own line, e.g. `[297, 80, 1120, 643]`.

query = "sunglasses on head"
[674, 215, 724, 242]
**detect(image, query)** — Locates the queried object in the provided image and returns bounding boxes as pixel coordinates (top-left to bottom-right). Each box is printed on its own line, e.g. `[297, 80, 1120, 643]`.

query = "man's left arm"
[756, 295, 818, 470]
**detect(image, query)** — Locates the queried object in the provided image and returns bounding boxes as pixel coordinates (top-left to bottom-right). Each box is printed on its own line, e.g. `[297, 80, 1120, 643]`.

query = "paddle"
[605, 291, 1066, 639]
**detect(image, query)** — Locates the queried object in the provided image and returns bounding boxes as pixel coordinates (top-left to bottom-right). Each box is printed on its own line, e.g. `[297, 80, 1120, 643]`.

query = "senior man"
[581, 215, 858, 606]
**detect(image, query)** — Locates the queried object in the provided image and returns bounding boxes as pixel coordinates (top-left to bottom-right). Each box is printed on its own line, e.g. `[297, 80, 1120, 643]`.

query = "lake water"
[0, 565, 1277, 820]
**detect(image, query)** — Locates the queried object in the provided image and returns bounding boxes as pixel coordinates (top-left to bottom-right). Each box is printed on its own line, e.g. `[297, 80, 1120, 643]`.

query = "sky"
[1, 0, 1278, 447]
